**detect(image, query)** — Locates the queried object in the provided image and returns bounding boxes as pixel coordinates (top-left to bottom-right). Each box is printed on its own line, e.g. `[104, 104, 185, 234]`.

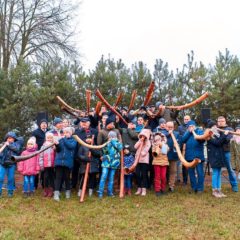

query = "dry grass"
[0, 184, 239, 240]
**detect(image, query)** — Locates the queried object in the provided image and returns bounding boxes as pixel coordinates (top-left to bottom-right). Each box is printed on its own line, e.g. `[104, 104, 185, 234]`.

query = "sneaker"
[53, 191, 60, 201]
[169, 187, 174, 193]
[65, 190, 71, 199]
[212, 189, 221, 198]
[218, 190, 227, 198]
[77, 189, 82, 197]
[141, 188, 146, 196]
[89, 189, 93, 197]
[135, 188, 142, 195]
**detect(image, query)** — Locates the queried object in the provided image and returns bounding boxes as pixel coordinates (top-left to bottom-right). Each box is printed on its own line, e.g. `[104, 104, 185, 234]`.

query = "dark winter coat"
[121, 128, 138, 154]
[217, 126, 234, 152]
[54, 137, 77, 169]
[0, 142, 21, 167]
[181, 128, 205, 162]
[77, 145, 100, 174]
[32, 128, 48, 150]
[207, 133, 227, 168]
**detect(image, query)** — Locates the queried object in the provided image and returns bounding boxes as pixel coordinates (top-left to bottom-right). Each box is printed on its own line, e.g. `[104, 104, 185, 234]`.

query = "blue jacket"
[0, 142, 21, 167]
[181, 128, 205, 162]
[166, 131, 180, 161]
[55, 137, 77, 169]
[102, 139, 123, 169]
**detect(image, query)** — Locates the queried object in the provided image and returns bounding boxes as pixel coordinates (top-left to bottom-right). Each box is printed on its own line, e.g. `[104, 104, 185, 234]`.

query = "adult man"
[181, 120, 205, 193]
[178, 115, 191, 185]
[217, 116, 238, 192]
[166, 121, 180, 192]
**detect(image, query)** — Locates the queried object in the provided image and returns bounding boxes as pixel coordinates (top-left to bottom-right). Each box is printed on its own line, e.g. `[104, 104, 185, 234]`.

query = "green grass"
[0, 184, 239, 240]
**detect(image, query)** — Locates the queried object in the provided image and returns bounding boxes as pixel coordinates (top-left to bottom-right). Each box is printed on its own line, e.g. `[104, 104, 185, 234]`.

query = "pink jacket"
[39, 142, 56, 169]
[134, 129, 151, 164]
[17, 146, 40, 176]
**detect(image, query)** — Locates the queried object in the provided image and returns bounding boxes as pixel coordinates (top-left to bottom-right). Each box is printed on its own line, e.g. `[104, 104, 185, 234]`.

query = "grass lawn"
[0, 184, 239, 240]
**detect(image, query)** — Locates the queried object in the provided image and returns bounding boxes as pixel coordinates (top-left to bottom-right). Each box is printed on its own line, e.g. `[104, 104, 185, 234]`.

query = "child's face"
[124, 148, 130, 154]
[27, 142, 34, 148]
[7, 137, 14, 143]
[64, 130, 72, 138]
[46, 135, 54, 142]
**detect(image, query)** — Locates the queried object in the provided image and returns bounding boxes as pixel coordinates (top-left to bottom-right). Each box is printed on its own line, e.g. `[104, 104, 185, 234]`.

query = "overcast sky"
[76, 0, 240, 72]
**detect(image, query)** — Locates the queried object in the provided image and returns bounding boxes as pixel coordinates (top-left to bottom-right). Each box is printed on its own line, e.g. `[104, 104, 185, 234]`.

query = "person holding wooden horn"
[181, 120, 205, 194]
[217, 116, 238, 192]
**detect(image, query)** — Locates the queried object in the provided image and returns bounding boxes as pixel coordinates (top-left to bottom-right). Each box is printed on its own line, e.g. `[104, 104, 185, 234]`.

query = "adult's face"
[80, 121, 90, 129]
[184, 116, 190, 124]
[40, 122, 47, 131]
[217, 117, 226, 127]
[166, 123, 174, 131]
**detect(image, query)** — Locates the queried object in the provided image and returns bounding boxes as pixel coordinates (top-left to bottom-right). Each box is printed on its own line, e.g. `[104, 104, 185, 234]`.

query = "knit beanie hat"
[186, 120, 196, 127]
[53, 117, 62, 126]
[207, 119, 216, 128]
[27, 137, 36, 145]
[40, 119, 48, 125]
[106, 116, 115, 126]
[108, 131, 117, 139]
[159, 118, 166, 125]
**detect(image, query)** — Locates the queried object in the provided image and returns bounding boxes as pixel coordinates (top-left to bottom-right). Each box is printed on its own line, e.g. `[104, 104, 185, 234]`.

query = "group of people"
[0, 102, 239, 200]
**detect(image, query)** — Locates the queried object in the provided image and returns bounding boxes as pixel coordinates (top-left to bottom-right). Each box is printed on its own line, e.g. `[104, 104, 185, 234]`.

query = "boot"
[53, 191, 60, 201]
[47, 188, 54, 197]
[89, 189, 93, 197]
[65, 190, 71, 199]
[77, 189, 82, 197]
[127, 189, 132, 196]
[43, 188, 48, 197]
[135, 188, 142, 195]
[141, 188, 147, 196]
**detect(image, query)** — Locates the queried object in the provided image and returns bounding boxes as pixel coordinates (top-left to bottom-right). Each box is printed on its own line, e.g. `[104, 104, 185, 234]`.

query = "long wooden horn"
[143, 81, 155, 106]
[165, 92, 209, 110]
[170, 132, 201, 168]
[11, 143, 55, 163]
[56, 96, 81, 117]
[95, 101, 102, 116]
[127, 90, 137, 113]
[86, 90, 91, 115]
[216, 128, 240, 136]
[114, 92, 124, 109]
[73, 135, 109, 149]
[95, 89, 128, 125]
[192, 129, 213, 140]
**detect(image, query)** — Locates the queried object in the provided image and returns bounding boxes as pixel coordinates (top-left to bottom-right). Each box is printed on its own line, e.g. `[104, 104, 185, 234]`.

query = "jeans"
[98, 168, 116, 197]
[23, 175, 35, 192]
[188, 162, 204, 192]
[124, 175, 132, 189]
[224, 152, 238, 189]
[0, 165, 15, 192]
[212, 168, 222, 189]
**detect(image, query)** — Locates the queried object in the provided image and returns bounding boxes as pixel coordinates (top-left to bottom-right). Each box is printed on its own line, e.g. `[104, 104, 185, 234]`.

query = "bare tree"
[0, 0, 79, 71]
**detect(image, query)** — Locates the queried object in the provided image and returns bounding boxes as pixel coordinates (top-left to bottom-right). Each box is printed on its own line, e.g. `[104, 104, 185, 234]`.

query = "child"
[54, 127, 77, 201]
[134, 129, 151, 196]
[39, 132, 56, 197]
[0, 131, 22, 197]
[152, 133, 169, 196]
[18, 137, 40, 197]
[98, 131, 123, 198]
[123, 144, 135, 196]
[77, 134, 100, 197]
